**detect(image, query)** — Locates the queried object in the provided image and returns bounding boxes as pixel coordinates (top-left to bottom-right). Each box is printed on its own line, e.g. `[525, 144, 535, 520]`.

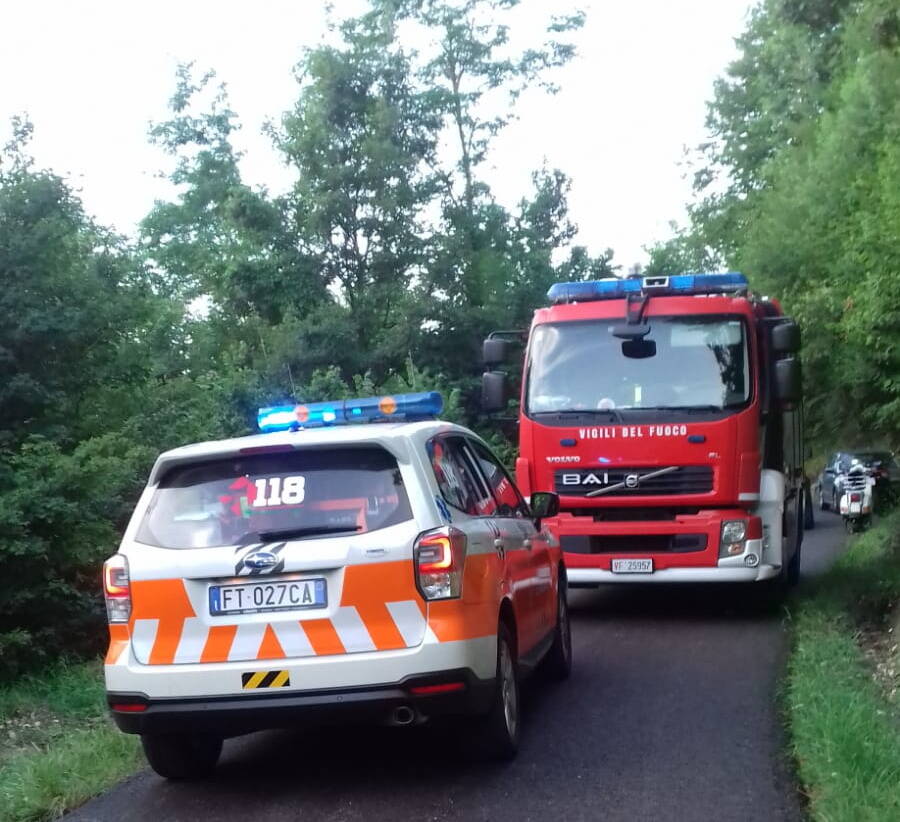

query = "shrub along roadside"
[0, 661, 141, 822]
[786, 511, 900, 822]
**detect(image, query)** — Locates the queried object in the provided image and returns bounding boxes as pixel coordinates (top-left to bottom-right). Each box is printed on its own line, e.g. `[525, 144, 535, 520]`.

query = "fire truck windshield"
[526, 316, 750, 416]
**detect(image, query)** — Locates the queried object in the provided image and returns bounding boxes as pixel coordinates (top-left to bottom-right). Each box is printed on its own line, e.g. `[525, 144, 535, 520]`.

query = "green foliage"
[643, 222, 720, 277]
[143, 65, 323, 321]
[787, 512, 900, 821]
[651, 0, 900, 450]
[274, 22, 439, 374]
[0, 661, 142, 821]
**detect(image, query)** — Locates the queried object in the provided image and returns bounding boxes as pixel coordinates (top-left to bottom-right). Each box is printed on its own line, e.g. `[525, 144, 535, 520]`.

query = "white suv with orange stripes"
[103, 397, 570, 778]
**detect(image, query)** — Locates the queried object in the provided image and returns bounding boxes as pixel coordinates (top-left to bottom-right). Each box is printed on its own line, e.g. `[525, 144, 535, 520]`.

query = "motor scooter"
[838, 462, 874, 533]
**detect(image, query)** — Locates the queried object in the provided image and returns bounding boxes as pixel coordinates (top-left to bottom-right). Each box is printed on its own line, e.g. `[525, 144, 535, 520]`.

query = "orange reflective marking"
[257, 624, 286, 660]
[130, 579, 196, 665]
[342, 561, 422, 650]
[303, 619, 345, 655]
[105, 624, 130, 664]
[428, 553, 500, 642]
[200, 624, 237, 663]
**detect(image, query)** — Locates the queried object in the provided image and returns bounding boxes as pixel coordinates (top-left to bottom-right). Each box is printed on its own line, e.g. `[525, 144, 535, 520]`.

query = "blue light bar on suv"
[547, 272, 749, 305]
[257, 391, 444, 433]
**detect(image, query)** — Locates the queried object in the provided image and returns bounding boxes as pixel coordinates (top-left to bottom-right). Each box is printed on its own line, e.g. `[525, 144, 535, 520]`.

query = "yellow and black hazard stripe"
[242, 670, 290, 689]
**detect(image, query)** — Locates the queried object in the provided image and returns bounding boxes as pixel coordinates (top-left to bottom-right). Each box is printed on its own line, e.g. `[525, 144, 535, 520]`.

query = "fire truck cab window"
[526, 316, 750, 414]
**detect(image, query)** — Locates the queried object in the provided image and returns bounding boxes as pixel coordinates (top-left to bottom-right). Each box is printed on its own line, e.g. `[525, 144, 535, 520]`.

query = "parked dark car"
[816, 450, 899, 511]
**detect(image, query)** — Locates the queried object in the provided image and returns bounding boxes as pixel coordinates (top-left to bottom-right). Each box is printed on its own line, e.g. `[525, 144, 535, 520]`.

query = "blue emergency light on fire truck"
[546, 272, 749, 305]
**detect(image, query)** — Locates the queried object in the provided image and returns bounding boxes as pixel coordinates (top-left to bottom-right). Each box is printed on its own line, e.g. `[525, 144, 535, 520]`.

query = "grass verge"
[787, 511, 900, 821]
[0, 660, 142, 822]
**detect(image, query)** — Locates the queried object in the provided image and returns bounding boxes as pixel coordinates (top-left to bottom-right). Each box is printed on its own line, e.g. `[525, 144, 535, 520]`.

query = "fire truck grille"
[555, 466, 714, 497]
[561, 534, 708, 554]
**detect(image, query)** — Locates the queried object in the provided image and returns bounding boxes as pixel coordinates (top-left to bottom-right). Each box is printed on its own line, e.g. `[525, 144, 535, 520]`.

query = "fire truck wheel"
[141, 733, 222, 779]
[475, 623, 520, 760]
[542, 574, 572, 681]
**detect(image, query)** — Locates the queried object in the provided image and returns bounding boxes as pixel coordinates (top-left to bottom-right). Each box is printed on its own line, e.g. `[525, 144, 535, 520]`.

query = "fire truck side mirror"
[482, 371, 509, 413]
[771, 321, 801, 354]
[483, 338, 510, 367]
[774, 357, 801, 405]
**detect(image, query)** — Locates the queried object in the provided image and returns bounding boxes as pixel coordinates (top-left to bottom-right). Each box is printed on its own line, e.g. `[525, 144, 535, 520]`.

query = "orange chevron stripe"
[257, 624, 286, 660]
[341, 561, 421, 650]
[302, 619, 345, 655]
[200, 624, 237, 663]
[105, 623, 130, 664]
[130, 579, 196, 665]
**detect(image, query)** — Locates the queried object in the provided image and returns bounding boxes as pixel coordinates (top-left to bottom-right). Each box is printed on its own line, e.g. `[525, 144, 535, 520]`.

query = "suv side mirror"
[482, 371, 509, 413]
[483, 338, 510, 367]
[530, 491, 559, 524]
[771, 321, 801, 354]
[774, 357, 801, 405]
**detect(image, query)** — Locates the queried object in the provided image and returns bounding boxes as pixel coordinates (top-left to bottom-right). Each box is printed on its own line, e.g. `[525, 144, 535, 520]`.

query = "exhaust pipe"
[390, 705, 416, 726]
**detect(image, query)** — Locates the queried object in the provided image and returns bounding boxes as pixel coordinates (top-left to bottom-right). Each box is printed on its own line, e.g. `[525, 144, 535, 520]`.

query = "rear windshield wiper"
[241, 525, 362, 544]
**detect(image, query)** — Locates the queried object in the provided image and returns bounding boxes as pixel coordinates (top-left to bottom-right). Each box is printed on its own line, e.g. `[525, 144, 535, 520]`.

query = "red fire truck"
[483, 272, 805, 590]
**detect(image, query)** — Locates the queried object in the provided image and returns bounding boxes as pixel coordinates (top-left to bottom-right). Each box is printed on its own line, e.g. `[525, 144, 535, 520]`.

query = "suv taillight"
[103, 555, 131, 623]
[414, 527, 467, 600]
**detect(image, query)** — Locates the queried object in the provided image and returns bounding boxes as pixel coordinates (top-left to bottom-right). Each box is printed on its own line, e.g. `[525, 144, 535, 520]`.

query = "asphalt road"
[69, 511, 848, 822]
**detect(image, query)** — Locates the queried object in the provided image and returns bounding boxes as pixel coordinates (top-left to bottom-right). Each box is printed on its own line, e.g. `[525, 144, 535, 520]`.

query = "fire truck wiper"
[642, 405, 725, 414]
[534, 408, 625, 423]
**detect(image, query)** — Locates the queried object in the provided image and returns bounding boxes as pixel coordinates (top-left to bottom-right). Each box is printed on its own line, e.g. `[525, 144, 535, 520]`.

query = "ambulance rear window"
[136, 446, 412, 549]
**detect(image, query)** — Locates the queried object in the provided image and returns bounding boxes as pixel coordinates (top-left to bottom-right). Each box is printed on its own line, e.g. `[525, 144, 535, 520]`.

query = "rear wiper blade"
[241, 525, 362, 544]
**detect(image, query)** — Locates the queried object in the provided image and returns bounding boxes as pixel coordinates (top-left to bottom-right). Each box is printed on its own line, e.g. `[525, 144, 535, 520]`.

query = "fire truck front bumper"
[566, 553, 777, 585]
[548, 511, 778, 585]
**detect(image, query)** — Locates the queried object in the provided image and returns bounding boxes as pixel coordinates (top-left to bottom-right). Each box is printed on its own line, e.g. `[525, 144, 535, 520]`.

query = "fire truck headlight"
[720, 520, 748, 557]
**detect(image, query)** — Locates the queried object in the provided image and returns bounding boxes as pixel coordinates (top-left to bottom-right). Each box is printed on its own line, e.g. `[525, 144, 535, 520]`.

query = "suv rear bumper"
[108, 668, 494, 736]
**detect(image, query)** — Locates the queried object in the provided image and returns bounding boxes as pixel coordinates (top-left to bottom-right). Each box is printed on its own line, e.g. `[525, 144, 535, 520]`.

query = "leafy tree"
[667, 0, 900, 449]
[273, 17, 440, 375]
[143, 66, 323, 324]
[643, 223, 720, 277]
[387, 0, 585, 303]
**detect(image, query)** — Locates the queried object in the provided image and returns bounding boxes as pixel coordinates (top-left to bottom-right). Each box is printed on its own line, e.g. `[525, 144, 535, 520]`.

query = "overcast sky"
[0, 0, 751, 268]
